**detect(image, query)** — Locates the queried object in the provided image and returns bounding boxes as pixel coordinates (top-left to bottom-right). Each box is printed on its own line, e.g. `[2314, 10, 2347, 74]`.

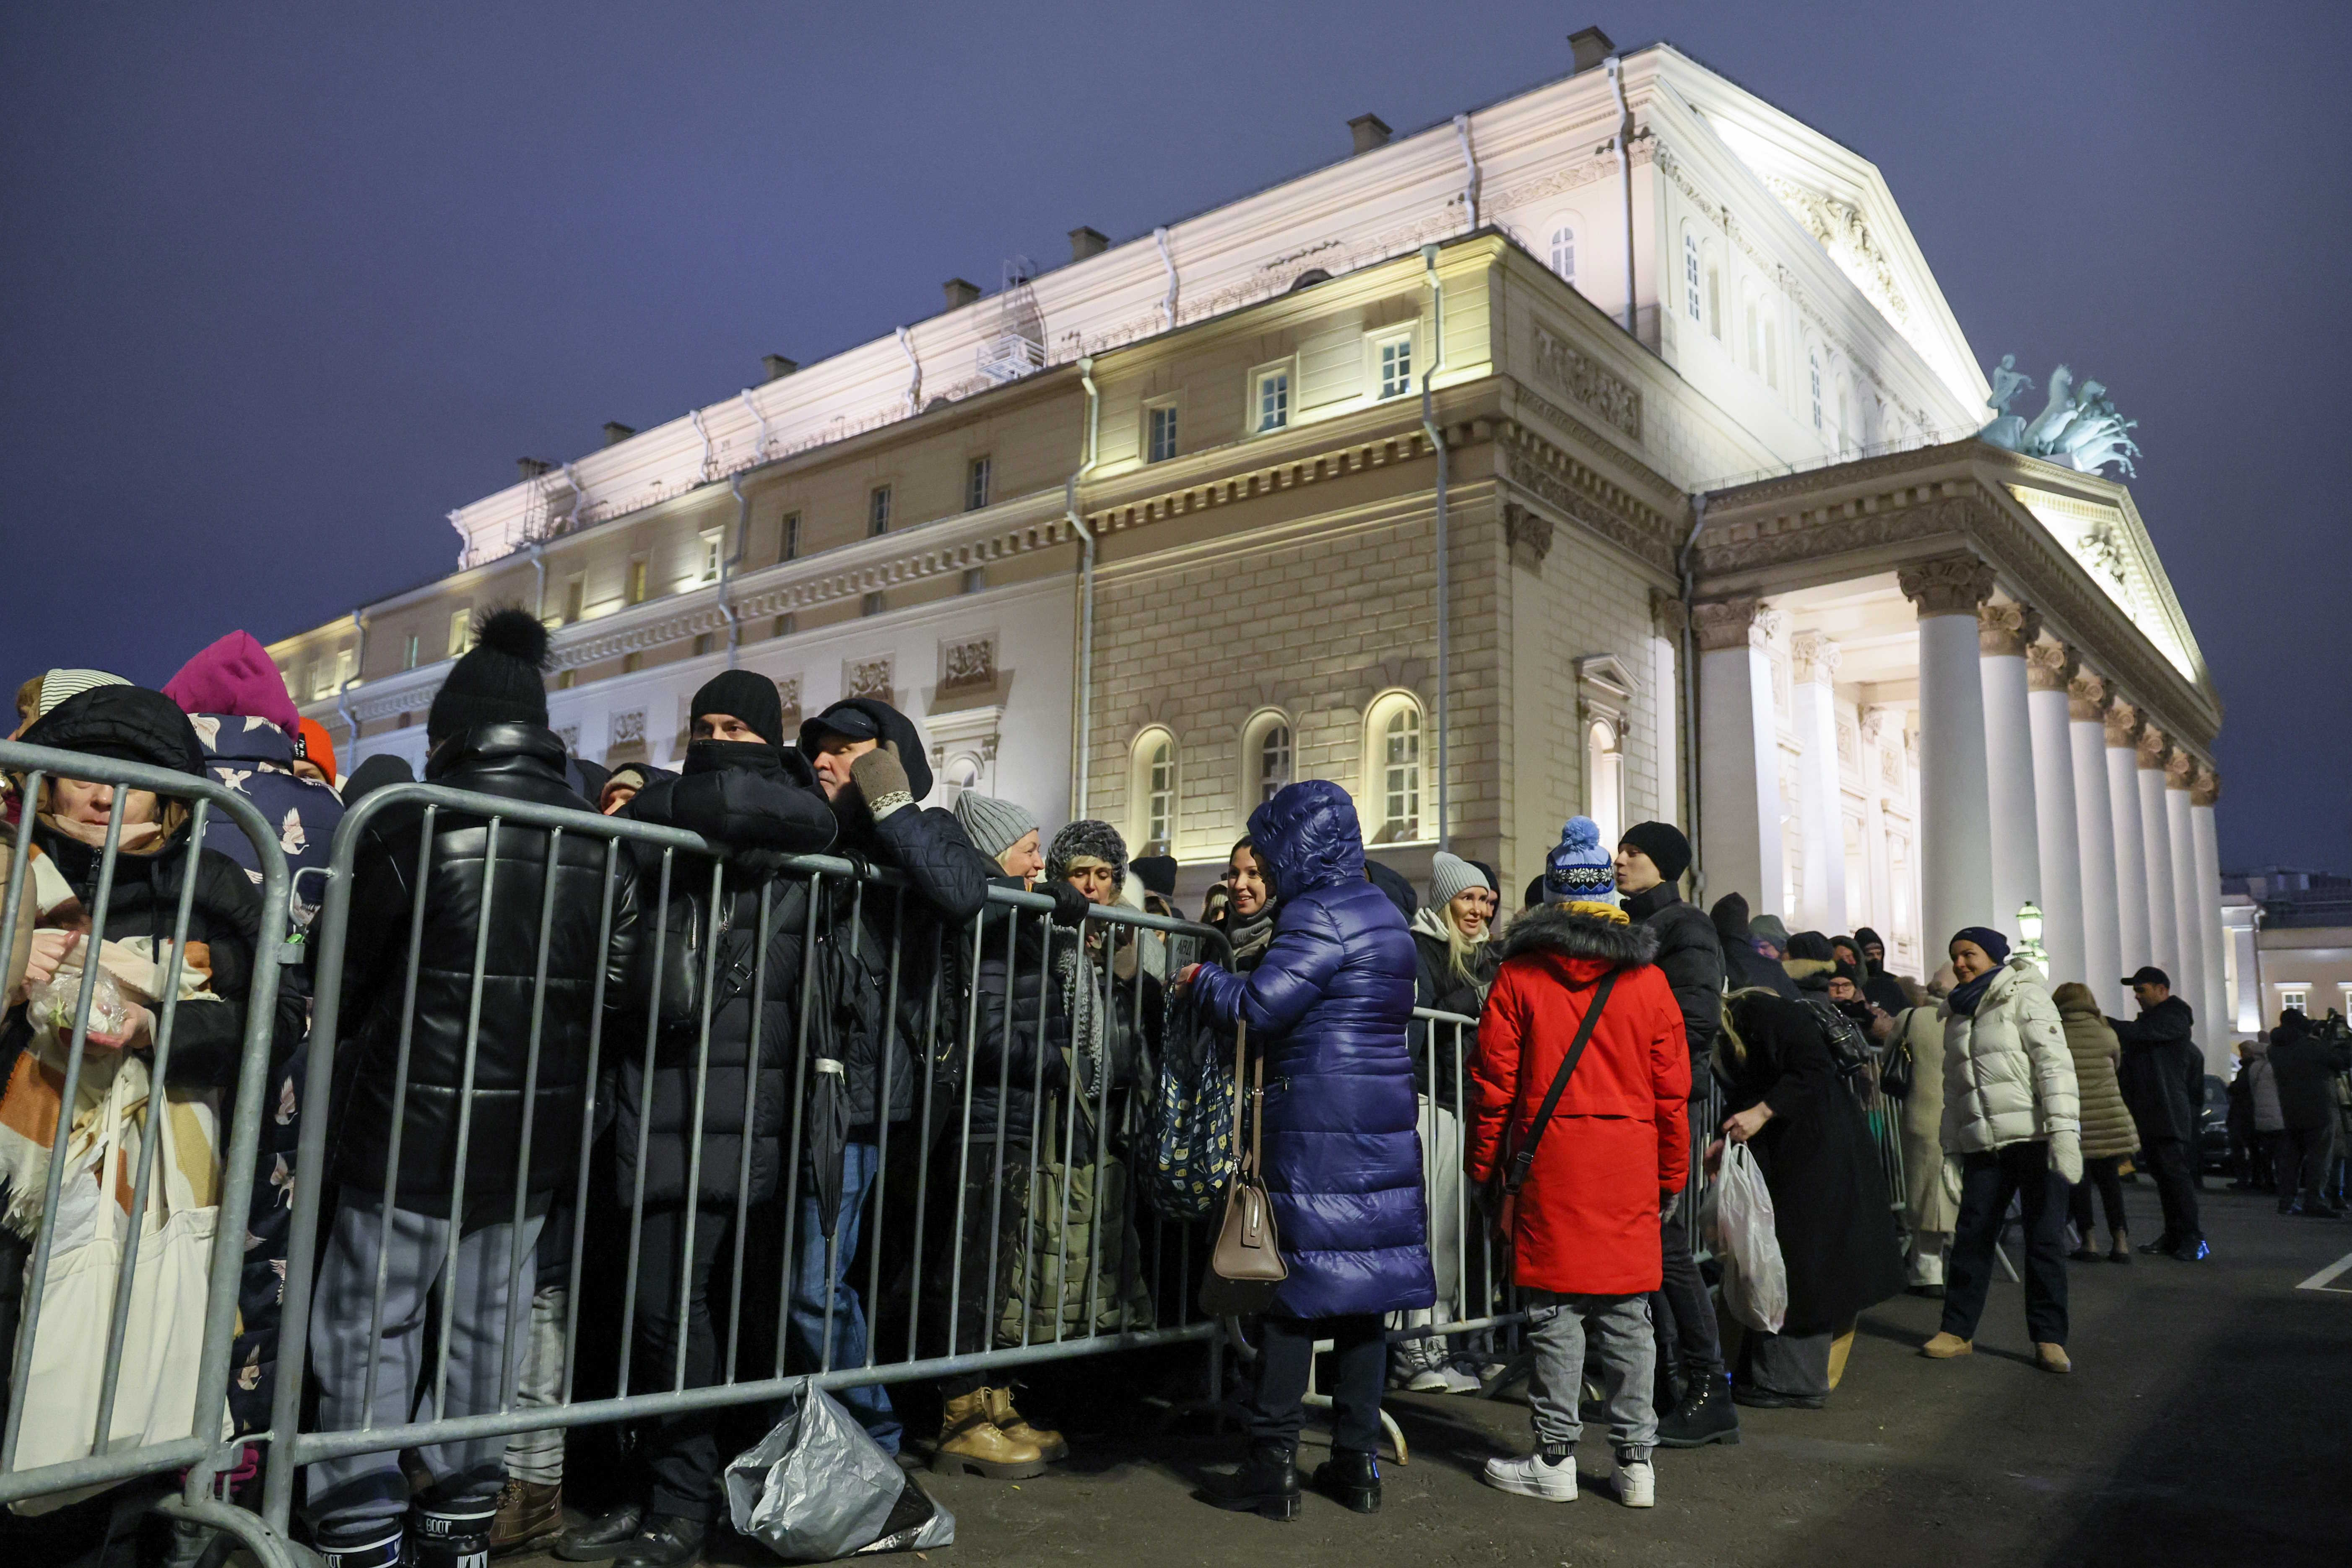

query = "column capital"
[2136, 722, 2169, 770]
[2104, 697, 2141, 749]
[1898, 553, 1998, 618]
[1692, 596, 1767, 652]
[2025, 636, 2075, 692]
[2067, 668, 2108, 722]
[1976, 600, 2041, 657]
[1791, 631, 1841, 685]
[2191, 763, 2221, 807]
[1648, 587, 1689, 640]
[2165, 744, 2196, 791]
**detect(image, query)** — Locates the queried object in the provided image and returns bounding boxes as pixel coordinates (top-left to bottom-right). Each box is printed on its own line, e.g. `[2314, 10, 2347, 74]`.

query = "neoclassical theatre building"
[276, 35, 2233, 1065]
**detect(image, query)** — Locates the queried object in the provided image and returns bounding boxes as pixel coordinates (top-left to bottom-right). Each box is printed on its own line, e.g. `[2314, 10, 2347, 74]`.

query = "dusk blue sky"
[4, 3, 2345, 869]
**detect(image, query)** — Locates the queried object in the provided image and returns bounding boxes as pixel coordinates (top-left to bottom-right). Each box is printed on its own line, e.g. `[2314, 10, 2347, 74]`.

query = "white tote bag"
[10, 1057, 223, 1515]
[1710, 1139, 1788, 1335]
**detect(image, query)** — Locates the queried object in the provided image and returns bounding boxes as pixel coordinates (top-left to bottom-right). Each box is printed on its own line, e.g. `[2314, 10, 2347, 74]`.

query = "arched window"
[1585, 718, 1624, 852]
[1241, 708, 1294, 807]
[1363, 692, 1425, 845]
[1809, 349, 1824, 431]
[1131, 728, 1176, 856]
[1257, 723, 1292, 804]
[1683, 231, 1701, 322]
[1705, 265, 1722, 340]
[942, 753, 982, 804]
[1549, 224, 1577, 287]
[1763, 319, 1779, 390]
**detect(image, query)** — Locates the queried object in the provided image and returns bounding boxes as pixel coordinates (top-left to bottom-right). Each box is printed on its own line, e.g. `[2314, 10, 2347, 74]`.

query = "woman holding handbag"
[1464, 896, 1689, 1509]
[1182, 782, 1429, 1521]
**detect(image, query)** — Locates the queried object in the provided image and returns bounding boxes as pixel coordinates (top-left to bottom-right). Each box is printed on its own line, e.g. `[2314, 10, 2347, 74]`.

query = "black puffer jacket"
[2265, 1021, 2350, 1132]
[8, 686, 265, 1093]
[801, 700, 997, 1127]
[612, 743, 836, 1208]
[1623, 882, 1723, 1083]
[965, 888, 1154, 1148]
[324, 723, 642, 1227]
[2112, 995, 2201, 1145]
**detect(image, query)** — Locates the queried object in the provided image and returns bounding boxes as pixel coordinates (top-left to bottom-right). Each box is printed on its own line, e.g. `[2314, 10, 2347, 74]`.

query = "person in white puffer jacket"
[1920, 926, 2082, 1375]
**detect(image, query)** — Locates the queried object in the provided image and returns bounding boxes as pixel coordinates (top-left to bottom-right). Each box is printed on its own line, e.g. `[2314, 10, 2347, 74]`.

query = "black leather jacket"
[323, 723, 642, 1227]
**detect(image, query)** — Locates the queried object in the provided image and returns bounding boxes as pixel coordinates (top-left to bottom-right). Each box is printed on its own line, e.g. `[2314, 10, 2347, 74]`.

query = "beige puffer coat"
[2052, 981, 2137, 1158]
[1894, 1001, 1957, 1233]
[1941, 957, 2080, 1154]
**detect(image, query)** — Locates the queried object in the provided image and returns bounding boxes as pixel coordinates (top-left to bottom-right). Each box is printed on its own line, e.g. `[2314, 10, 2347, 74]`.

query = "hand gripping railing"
[260, 776, 1235, 1541]
[0, 740, 295, 1563]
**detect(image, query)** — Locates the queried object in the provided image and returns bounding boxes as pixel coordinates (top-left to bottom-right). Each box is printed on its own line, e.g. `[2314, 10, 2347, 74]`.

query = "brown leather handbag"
[1202, 1021, 1286, 1316]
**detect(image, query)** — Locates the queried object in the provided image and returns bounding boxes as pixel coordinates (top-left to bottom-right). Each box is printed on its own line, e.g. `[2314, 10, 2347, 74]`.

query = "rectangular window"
[699, 527, 723, 583]
[626, 559, 649, 606]
[1253, 366, 1290, 434]
[2280, 988, 2308, 1016]
[403, 633, 421, 671]
[1376, 335, 1413, 400]
[780, 512, 800, 562]
[965, 455, 991, 512]
[448, 610, 472, 658]
[1146, 402, 1179, 463]
[562, 576, 584, 624]
[335, 647, 356, 689]
[868, 486, 891, 537]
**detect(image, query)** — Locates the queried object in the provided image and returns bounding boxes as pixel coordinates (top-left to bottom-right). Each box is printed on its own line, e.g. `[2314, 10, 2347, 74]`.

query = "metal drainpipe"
[335, 608, 366, 756]
[720, 472, 751, 666]
[1419, 243, 1450, 852]
[1607, 55, 1637, 337]
[1065, 356, 1102, 816]
[1153, 228, 1178, 330]
[1678, 491, 1708, 894]
[530, 539, 546, 619]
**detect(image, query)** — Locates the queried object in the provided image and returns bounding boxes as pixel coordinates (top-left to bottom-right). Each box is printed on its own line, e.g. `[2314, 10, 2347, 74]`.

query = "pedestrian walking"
[1466, 897, 1687, 1509]
[1923, 928, 2082, 1375]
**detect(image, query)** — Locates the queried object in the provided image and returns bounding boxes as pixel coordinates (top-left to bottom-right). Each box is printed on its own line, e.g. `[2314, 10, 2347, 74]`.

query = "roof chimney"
[1569, 26, 1615, 73]
[943, 277, 982, 309]
[761, 353, 798, 381]
[1068, 226, 1108, 262]
[1349, 113, 1392, 155]
[516, 457, 554, 481]
[602, 421, 635, 447]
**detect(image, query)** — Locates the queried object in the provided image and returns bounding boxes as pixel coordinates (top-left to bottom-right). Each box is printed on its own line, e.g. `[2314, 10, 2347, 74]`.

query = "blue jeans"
[787, 1139, 901, 1453]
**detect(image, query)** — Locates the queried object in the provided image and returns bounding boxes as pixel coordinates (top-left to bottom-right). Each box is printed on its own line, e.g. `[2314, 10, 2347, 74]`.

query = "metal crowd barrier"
[0, 740, 295, 1562]
[258, 778, 1240, 1542]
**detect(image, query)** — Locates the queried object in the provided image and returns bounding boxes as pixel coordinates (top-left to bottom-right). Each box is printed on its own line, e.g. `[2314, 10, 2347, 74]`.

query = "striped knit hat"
[34, 668, 133, 719]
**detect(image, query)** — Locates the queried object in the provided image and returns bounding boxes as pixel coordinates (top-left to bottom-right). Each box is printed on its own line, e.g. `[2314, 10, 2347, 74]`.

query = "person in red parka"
[1467, 898, 1690, 1510]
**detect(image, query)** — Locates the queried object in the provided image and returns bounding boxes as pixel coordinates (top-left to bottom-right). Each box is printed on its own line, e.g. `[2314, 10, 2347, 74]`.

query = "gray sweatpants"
[504, 1284, 568, 1485]
[304, 1201, 544, 1536]
[1524, 1290, 1657, 1461]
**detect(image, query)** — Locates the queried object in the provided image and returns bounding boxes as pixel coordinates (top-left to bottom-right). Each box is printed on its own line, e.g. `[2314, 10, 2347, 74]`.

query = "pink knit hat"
[162, 631, 301, 732]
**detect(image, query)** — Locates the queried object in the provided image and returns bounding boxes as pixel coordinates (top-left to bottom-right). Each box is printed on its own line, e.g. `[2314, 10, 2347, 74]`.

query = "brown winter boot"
[488, 1478, 563, 1556]
[1920, 1332, 1973, 1359]
[984, 1385, 1068, 1463]
[932, 1390, 1047, 1479]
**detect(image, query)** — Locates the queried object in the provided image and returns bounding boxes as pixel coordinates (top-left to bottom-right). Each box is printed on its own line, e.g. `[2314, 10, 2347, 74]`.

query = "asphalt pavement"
[517, 1179, 2352, 1568]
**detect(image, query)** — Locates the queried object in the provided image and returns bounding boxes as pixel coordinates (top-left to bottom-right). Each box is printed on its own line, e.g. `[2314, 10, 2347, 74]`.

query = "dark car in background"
[2198, 1074, 2232, 1174]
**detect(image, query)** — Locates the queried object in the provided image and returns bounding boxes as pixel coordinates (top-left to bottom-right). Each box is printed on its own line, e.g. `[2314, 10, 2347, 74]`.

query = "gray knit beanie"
[1046, 819, 1128, 887]
[953, 792, 1039, 861]
[1426, 850, 1490, 911]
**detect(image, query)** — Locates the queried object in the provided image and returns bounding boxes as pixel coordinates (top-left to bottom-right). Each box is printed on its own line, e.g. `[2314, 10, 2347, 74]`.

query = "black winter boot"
[1205, 1439, 1302, 1520]
[314, 1521, 406, 1568]
[1311, 1447, 1382, 1513]
[411, 1493, 496, 1568]
[1655, 1372, 1741, 1448]
[554, 1501, 646, 1561]
[611, 1513, 708, 1568]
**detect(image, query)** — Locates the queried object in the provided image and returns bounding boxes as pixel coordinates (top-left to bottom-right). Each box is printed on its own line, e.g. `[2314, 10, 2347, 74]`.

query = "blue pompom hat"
[1544, 816, 1618, 906]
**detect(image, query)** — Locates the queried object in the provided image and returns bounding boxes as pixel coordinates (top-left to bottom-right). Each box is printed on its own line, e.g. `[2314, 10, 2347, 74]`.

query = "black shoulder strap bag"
[1484, 970, 1618, 1273]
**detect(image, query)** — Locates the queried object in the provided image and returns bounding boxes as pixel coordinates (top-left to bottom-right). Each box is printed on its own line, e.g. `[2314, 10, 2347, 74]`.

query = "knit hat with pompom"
[1543, 816, 1617, 907]
[428, 607, 551, 743]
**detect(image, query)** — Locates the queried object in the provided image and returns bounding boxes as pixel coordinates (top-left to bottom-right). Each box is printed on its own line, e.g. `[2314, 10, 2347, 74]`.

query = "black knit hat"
[691, 669, 785, 747]
[1617, 820, 1692, 884]
[427, 608, 550, 743]
[1133, 855, 1179, 898]
[21, 684, 204, 776]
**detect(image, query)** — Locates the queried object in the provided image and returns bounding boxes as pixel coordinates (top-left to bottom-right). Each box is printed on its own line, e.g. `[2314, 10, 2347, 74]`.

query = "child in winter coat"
[1466, 897, 1689, 1510]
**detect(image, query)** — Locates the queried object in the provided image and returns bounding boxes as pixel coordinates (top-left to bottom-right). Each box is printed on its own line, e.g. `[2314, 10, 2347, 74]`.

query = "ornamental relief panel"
[1531, 325, 1643, 440]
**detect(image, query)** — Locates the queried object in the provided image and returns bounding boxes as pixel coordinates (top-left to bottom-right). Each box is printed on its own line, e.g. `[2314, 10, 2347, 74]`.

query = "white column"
[2190, 762, 2229, 1070]
[2164, 763, 2205, 1055]
[2105, 701, 2153, 978]
[2068, 672, 2126, 1013]
[1900, 556, 1997, 954]
[2024, 637, 2084, 987]
[1791, 632, 1848, 932]
[1696, 598, 1785, 918]
[2136, 725, 2183, 992]
[1978, 603, 2042, 940]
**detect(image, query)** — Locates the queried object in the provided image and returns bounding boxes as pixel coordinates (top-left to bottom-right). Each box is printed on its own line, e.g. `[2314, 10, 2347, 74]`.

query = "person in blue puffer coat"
[1184, 779, 1432, 1520]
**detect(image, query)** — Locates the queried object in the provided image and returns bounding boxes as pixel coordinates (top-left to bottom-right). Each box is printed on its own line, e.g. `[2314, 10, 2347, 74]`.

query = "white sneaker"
[1436, 1363, 1483, 1395]
[1482, 1451, 1578, 1502]
[1614, 1459, 1656, 1508]
[1406, 1365, 1453, 1393]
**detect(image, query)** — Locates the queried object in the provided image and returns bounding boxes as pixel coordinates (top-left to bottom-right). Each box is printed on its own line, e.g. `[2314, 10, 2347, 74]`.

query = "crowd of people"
[3, 606, 2338, 1567]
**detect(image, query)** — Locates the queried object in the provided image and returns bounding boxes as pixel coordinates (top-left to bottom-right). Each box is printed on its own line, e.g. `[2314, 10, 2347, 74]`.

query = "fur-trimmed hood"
[1783, 956, 1837, 991]
[1500, 904, 1659, 969]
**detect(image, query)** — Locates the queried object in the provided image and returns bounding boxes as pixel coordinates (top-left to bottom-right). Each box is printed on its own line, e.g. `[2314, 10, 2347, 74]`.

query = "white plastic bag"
[724, 1386, 954, 1561]
[1711, 1140, 1788, 1334]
